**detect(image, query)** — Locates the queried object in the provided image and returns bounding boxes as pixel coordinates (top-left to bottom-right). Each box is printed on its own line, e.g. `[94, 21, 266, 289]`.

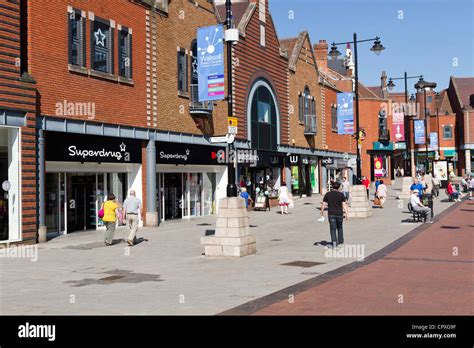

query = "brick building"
[0, 0, 37, 244]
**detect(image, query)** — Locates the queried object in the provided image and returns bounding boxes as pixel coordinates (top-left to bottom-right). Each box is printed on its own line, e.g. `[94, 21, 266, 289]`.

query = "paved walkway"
[223, 199, 473, 315]
[0, 187, 463, 315]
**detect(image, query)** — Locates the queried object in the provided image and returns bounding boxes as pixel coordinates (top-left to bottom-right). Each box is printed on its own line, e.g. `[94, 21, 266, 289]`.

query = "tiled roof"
[435, 89, 453, 114]
[216, 1, 250, 25]
[451, 77, 474, 109]
[358, 82, 381, 99]
[367, 86, 383, 99]
[328, 58, 347, 76]
[279, 37, 298, 59]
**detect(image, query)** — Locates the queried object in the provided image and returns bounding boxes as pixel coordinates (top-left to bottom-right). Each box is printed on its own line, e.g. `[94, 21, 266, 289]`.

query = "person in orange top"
[102, 193, 120, 246]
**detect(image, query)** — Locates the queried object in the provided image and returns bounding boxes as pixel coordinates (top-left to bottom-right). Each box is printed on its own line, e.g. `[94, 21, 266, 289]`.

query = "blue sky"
[269, 0, 473, 92]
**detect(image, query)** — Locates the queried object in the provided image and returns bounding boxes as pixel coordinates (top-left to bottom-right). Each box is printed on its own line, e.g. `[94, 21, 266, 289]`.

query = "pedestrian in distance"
[374, 178, 381, 199]
[432, 174, 440, 198]
[376, 179, 388, 208]
[122, 190, 143, 246]
[342, 176, 351, 202]
[240, 187, 253, 210]
[410, 189, 433, 223]
[361, 176, 370, 199]
[278, 182, 291, 215]
[102, 193, 121, 246]
[320, 181, 349, 249]
[410, 177, 425, 198]
[469, 176, 474, 200]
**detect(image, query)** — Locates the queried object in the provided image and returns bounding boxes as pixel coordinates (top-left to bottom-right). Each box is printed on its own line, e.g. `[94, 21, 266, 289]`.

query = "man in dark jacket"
[320, 181, 349, 248]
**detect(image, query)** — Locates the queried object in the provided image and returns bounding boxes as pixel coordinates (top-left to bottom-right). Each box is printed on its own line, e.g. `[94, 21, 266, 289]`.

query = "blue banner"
[414, 120, 425, 144]
[429, 132, 438, 150]
[197, 25, 225, 102]
[337, 92, 354, 135]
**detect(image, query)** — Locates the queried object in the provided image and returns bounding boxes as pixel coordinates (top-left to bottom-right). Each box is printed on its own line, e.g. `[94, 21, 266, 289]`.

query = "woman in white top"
[278, 182, 291, 215]
[376, 179, 388, 208]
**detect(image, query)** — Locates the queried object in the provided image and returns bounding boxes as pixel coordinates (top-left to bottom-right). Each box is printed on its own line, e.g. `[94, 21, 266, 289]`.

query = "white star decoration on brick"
[94, 28, 106, 47]
[120, 142, 126, 152]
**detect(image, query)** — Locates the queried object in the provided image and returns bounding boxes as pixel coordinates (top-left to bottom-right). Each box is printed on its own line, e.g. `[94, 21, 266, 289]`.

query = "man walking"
[122, 190, 143, 246]
[320, 181, 348, 248]
[410, 189, 432, 223]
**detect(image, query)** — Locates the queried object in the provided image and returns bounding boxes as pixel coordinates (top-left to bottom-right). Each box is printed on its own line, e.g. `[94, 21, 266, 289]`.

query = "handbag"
[374, 197, 381, 206]
[98, 203, 105, 219]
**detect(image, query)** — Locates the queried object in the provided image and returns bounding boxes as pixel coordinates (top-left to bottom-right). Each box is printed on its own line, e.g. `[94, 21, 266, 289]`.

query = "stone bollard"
[348, 184, 372, 218]
[201, 197, 256, 257]
[398, 177, 413, 200]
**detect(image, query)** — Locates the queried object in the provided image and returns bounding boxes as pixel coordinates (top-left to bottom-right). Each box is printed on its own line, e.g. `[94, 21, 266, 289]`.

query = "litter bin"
[421, 193, 433, 219]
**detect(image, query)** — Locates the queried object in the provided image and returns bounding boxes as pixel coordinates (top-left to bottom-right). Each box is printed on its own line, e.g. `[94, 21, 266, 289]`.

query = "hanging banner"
[414, 120, 425, 144]
[392, 112, 405, 142]
[374, 156, 384, 177]
[429, 132, 438, 151]
[337, 92, 354, 135]
[197, 25, 225, 102]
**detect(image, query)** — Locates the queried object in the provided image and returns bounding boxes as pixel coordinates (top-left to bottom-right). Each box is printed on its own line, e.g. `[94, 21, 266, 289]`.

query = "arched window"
[248, 79, 279, 151]
[299, 86, 316, 124]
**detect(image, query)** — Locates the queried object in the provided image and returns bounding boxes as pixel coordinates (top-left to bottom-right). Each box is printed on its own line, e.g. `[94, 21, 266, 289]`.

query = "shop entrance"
[163, 173, 183, 220]
[45, 172, 127, 234]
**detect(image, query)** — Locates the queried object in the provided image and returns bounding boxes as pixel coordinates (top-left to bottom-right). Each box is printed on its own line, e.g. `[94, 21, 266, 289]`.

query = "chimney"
[381, 71, 388, 99]
[314, 40, 328, 72]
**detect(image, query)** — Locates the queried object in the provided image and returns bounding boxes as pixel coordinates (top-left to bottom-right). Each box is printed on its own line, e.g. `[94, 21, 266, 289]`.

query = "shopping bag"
[374, 197, 381, 206]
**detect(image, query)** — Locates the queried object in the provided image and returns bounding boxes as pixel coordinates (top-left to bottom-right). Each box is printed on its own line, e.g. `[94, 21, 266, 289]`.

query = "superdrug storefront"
[44, 131, 142, 234]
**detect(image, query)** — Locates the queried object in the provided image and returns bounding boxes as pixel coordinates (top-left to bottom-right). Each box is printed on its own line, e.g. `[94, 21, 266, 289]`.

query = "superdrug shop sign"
[156, 141, 225, 165]
[46, 131, 142, 163]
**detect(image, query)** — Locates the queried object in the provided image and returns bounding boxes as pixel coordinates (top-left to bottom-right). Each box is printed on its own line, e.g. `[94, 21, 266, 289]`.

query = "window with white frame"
[443, 125, 453, 139]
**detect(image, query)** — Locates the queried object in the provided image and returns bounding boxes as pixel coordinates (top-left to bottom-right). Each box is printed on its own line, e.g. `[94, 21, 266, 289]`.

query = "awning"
[444, 149, 456, 157]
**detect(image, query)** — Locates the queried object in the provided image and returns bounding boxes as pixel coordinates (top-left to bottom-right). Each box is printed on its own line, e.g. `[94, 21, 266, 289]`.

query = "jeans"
[328, 215, 344, 247]
[343, 192, 350, 201]
[104, 221, 116, 244]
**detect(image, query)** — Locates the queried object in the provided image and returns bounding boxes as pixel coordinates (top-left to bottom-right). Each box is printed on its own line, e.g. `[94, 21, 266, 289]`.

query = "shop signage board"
[321, 157, 334, 165]
[156, 141, 225, 165]
[337, 92, 354, 135]
[414, 120, 425, 144]
[394, 142, 407, 150]
[254, 196, 268, 210]
[392, 112, 405, 141]
[374, 156, 384, 177]
[373, 141, 394, 151]
[197, 25, 225, 102]
[45, 131, 142, 163]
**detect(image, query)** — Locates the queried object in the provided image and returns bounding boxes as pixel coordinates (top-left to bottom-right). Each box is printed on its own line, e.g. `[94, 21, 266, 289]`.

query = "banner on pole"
[429, 132, 438, 151]
[392, 112, 405, 142]
[197, 25, 225, 102]
[414, 120, 425, 144]
[337, 92, 354, 135]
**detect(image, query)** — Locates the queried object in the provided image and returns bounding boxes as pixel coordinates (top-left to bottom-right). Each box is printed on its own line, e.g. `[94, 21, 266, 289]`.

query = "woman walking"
[278, 182, 291, 215]
[103, 193, 120, 246]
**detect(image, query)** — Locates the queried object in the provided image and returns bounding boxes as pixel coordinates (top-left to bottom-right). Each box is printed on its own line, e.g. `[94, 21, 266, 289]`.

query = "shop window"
[68, 8, 86, 67]
[177, 48, 188, 93]
[443, 125, 453, 139]
[91, 17, 113, 74]
[118, 27, 132, 79]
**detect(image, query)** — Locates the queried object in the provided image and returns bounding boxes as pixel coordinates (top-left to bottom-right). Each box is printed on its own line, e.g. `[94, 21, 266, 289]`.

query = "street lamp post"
[225, 0, 237, 197]
[414, 77, 437, 174]
[387, 72, 423, 175]
[329, 34, 385, 183]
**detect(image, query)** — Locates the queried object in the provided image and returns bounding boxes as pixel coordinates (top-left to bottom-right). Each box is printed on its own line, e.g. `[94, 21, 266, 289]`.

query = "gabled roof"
[367, 86, 383, 99]
[450, 76, 474, 109]
[358, 82, 381, 99]
[435, 89, 454, 114]
[328, 58, 347, 76]
[279, 31, 317, 72]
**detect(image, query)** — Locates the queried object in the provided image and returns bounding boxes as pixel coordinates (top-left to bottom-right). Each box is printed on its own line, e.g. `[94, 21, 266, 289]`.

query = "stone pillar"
[146, 139, 158, 226]
[466, 149, 471, 175]
[201, 197, 256, 257]
[347, 185, 372, 218]
[38, 129, 47, 243]
[398, 176, 413, 200]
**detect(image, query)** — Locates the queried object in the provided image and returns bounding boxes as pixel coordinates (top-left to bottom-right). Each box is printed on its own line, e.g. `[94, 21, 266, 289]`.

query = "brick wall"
[287, 33, 323, 149]
[0, 0, 37, 244]
[233, 0, 289, 145]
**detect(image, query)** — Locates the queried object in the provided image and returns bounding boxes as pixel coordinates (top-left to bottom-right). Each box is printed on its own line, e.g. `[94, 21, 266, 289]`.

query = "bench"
[412, 209, 425, 222]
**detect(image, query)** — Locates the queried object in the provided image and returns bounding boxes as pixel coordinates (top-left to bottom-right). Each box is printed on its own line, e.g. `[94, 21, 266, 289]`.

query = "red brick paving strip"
[254, 201, 473, 315]
[220, 201, 473, 315]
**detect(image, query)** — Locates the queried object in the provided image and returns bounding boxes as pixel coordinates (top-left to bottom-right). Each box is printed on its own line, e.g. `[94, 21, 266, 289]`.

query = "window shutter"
[108, 27, 114, 74]
[128, 33, 133, 78]
[67, 12, 72, 64]
[81, 16, 86, 67]
[90, 20, 95, 70]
